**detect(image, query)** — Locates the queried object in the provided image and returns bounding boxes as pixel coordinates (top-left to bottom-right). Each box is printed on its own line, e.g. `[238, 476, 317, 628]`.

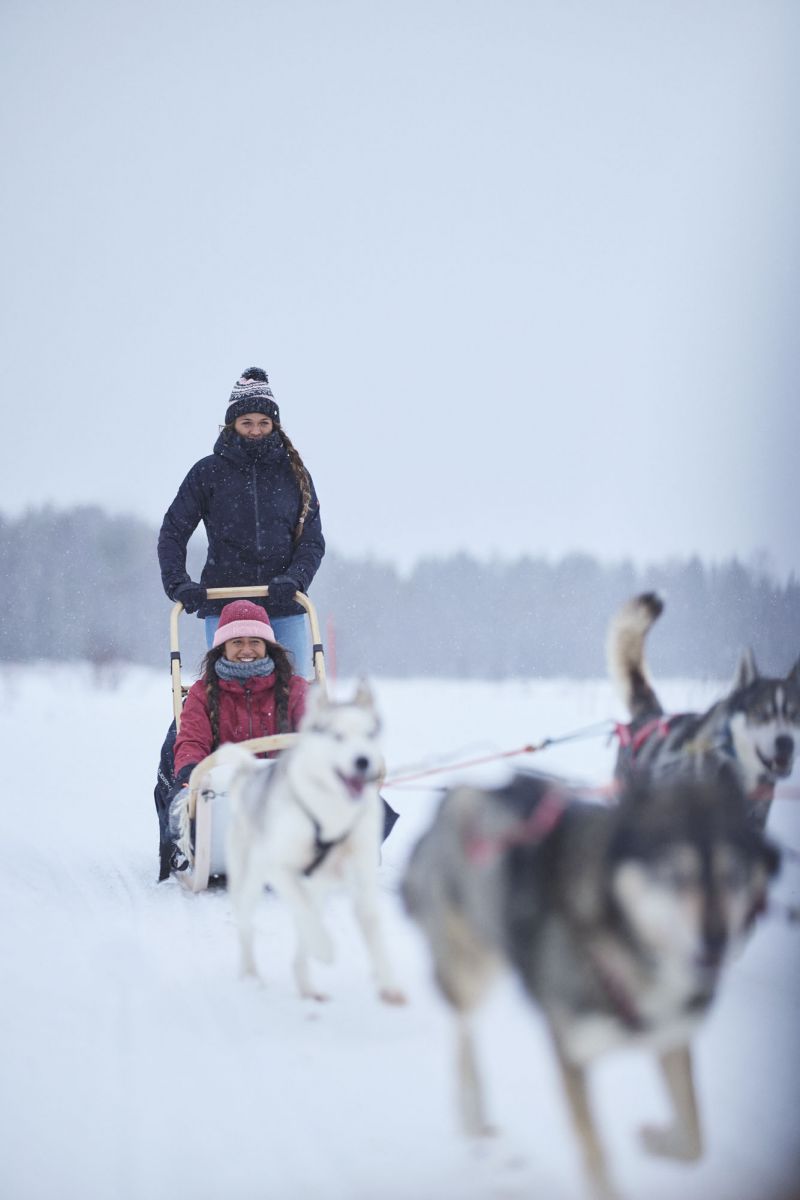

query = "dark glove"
[267, 574, 301, 608]
[174, 581, 207, 614]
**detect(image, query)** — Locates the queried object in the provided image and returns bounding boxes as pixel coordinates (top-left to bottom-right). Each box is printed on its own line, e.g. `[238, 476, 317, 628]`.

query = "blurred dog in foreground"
[224, 683, 405, 1005]
[607, 591, 800, 828]
[402, 768, 778, 1198]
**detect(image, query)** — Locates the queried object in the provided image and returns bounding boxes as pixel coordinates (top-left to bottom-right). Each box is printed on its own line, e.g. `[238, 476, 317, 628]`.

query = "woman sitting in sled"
[154, 600, 397, 881]
[156, 600, 306, 879]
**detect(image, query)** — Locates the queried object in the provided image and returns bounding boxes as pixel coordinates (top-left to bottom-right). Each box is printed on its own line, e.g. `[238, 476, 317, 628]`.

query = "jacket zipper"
[244, 687, 254, 738]
[252, 465, 261, 554]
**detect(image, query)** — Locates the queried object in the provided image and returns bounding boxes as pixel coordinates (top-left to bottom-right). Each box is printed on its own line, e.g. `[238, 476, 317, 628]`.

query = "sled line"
[383, 720, 617, 787]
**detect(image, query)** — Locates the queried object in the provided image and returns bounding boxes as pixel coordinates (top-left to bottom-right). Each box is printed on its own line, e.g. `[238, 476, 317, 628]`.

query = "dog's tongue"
[339, 771, 367, 799]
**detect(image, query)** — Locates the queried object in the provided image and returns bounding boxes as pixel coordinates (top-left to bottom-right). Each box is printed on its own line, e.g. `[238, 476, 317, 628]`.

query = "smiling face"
[234, 412, 274, 439]
[223, 637, 267, 662]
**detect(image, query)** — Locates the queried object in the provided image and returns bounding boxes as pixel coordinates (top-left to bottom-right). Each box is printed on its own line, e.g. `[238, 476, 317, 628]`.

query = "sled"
[169, 585, 328, 892]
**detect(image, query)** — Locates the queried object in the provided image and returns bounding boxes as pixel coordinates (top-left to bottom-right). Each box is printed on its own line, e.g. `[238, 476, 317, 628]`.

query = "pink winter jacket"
[174, 672, 308, 776]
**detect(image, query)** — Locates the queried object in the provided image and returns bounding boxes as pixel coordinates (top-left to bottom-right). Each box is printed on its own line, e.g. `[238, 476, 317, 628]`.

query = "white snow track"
[1, 666, 798, 1200]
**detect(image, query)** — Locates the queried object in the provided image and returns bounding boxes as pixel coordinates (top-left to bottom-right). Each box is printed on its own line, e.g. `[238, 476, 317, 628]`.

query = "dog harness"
[614, 716, 675, 759]
[291, 792, 361, 877]
[616, 716, 776, 819]
[303, 825, 350, 876]
[465, 787, 568, 866]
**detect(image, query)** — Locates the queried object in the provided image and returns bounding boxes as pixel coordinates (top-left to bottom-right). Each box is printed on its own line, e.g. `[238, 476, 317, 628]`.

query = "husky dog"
[607, 592, 800, 828]
[402, 769, 778, 1199]
[224, 682, 406, 1005]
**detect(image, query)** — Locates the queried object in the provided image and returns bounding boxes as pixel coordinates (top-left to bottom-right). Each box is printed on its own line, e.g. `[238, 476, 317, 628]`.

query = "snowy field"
[1, 665, 798, 1200]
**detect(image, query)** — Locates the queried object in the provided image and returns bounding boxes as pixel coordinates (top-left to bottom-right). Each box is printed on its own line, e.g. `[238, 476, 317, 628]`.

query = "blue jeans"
[204, 613, 312, 678]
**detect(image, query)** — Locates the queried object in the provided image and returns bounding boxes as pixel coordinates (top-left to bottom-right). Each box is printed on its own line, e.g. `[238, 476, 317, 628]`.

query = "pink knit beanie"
[212, 600, 276, 649]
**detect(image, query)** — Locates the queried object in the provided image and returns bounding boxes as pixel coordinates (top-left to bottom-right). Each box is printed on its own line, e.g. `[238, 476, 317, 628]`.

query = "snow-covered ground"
[1, 666, 798, 1200]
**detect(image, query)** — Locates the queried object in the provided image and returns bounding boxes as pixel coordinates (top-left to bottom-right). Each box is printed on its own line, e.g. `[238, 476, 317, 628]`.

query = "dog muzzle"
[758, 736, 794, 779]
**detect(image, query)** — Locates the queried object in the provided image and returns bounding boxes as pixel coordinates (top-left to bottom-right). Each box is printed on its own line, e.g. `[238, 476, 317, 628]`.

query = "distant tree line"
[0, 506, 797, 680]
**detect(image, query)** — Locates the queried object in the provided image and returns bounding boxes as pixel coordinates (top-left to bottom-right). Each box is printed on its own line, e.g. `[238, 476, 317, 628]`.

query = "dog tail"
[606, 592, 664, 720]
[208, 743, 257, 772]
[187, 742, 255, 789]
[187, 742, 260, 816]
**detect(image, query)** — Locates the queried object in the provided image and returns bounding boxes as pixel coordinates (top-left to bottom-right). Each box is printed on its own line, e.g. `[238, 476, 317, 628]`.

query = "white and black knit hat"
[225, 367, 280, 425]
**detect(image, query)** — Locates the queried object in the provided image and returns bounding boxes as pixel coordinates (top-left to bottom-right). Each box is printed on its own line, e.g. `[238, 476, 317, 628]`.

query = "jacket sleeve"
[286, 476, 325, 592]
[157, 463, 208, 601]
[288, 676, 309, 731]
[173, 683, 214, 776]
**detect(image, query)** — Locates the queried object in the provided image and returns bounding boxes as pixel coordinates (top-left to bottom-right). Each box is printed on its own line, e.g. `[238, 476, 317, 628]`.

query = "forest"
[1, 506, 797, 679]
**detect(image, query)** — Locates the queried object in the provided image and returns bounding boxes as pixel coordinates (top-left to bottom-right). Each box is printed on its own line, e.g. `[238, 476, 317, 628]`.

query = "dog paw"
[378, 986, 408, 1006]
[466, 1120, 498, 1140]
[639, 1123, 702, 1162]
[301, 989, 330, 1003]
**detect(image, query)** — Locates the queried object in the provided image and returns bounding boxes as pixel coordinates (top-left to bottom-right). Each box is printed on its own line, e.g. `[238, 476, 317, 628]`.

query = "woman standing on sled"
[157, 367, 324, 674]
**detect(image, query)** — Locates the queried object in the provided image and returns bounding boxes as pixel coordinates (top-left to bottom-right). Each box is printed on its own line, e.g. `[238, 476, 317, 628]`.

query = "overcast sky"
[1, 0, 798, 578]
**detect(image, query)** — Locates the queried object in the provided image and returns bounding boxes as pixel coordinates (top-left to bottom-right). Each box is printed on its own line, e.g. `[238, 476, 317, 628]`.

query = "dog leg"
[639, 1044, 703, 1161]
[226, 822, 261, 979]
[556, 1050, 618, 1200]
[271, 868, 335, 966]
[230, 869, 264, 979]
[350, 862, 406, 1005]
[456, 1016, 494, 1137]
[292, 947, 329, 1003]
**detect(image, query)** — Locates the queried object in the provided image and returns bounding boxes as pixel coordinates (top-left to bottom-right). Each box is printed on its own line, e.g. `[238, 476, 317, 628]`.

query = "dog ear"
[787, 657, 800, 687]
[733, 648, 759, 691]
[353, 678, 375, 710]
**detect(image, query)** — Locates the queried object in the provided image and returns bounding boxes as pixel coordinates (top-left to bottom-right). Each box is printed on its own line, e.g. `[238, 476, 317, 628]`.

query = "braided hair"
[225, 366, 313, 543]
[276, 425, 313, 543]
[199, 641, 296, 751]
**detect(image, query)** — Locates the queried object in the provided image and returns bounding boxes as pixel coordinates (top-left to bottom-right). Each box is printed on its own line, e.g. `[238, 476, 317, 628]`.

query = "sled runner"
[167, 585, 328, 893]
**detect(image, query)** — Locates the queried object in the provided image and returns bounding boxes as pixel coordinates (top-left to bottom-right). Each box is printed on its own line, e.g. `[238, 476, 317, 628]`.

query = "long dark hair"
[224, 367, 312, 543]
[200, 641, 296, 750]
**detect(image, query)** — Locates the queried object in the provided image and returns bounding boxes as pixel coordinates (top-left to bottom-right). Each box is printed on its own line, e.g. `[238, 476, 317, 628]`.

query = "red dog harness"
[465, 788, 568, 866]
[614, 716, 674, 758]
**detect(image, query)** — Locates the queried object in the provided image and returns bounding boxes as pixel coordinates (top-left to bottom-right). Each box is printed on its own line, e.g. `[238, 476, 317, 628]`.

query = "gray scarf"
[215, 656, 275, 683]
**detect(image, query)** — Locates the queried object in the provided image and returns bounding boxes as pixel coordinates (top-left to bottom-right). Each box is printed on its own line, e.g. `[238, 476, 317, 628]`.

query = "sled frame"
[169, 585, 328, 892]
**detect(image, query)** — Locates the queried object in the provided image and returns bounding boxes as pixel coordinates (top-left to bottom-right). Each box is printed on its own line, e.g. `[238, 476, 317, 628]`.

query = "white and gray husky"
[402, 768, 778, 1199]
[607, 592, 800, 827]
[224, 683, 406, 1005]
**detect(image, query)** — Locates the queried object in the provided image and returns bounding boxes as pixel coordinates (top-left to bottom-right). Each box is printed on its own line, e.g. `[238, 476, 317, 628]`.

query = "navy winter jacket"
[158, 430, 325, 618]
